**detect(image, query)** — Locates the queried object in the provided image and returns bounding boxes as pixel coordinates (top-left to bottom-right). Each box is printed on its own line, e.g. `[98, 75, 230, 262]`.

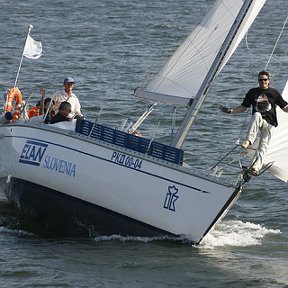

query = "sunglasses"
[258, 78, 269, 82]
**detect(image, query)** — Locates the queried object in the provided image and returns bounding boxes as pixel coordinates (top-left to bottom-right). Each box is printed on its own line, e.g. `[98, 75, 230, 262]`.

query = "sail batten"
[135, 89, 189, 106]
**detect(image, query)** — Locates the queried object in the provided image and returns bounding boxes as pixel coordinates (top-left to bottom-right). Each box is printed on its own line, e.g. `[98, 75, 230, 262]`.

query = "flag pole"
[14, 24, 33, 87]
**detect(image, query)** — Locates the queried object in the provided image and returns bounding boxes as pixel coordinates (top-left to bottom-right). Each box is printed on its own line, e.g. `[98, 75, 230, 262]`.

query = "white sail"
[135, 0, 266, 106]
[265, 81, 288, 182]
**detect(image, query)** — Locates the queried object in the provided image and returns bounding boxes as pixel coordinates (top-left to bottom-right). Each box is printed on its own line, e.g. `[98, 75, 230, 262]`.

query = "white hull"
[0, 120, 241, 245]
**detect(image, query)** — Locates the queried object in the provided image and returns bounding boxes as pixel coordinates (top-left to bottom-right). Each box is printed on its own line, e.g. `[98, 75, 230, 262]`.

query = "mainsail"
[265, 81, 288, 182]
[135, 0, 266, 106]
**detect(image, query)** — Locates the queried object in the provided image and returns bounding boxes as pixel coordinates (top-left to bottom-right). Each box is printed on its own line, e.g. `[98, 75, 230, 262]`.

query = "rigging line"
[171, 106, 177, 137]
[244, 32, 256, 74]
[278, 48, 288, 73]
[240, 33, 261, 143]
[104, 1, 151, 101]
[265, 14, 288, 70]
[235, 109, 250, 144]
[146, 121, 160, 154]
[210, 144, 239, 171]
[141, 0, 196, 88]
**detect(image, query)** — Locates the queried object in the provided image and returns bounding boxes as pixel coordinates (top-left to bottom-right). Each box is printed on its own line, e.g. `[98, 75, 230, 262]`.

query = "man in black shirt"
[221, 70, 288, 175]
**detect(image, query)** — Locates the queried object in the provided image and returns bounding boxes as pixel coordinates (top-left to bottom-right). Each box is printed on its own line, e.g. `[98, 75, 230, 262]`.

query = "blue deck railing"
[75, 119, 183, 165]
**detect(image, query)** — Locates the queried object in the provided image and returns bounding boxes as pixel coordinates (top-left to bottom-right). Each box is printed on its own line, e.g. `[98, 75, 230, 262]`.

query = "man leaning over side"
[221, 70, 288, 175]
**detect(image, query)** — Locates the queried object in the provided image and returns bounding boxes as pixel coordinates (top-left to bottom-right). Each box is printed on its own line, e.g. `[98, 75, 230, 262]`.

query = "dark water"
[0, 0, 288, 287]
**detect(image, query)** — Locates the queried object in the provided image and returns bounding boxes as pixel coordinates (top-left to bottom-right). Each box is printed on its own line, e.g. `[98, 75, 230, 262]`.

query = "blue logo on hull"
[19, 140, 48, 166]
[164, 185, 179, 212]
[19, 139, 76, 177]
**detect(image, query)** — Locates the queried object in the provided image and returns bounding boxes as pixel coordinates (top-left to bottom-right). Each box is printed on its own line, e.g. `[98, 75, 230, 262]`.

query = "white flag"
[23, 34, 42, 59]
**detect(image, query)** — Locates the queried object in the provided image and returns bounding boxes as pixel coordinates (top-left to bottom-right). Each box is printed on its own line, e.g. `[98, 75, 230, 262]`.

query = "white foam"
[0, 226, 34, 236]
[200, 219, 281, 249]
[91, 220, 281, 247]
[93, 234, 176, 243]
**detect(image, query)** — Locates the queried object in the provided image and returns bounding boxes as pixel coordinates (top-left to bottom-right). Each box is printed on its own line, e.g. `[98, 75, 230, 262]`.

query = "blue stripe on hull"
[2, 177, 175, 239]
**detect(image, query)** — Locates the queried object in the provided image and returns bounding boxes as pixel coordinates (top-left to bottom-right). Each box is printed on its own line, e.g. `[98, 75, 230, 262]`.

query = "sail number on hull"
[111, 151, 142, 170]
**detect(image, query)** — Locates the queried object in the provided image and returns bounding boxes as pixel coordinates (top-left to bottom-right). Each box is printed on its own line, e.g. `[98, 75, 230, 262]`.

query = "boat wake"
[199, 219, 281, 249]
[88, 219, 281, 247]
[1, 219, 280, 249]
[92, 234, 180, 243]
[0, 226, 34, 237]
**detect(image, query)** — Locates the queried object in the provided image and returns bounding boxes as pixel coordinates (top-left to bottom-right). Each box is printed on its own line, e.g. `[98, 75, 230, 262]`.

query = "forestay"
[265, 81, 288, 182]
[135, 0, 266, 106]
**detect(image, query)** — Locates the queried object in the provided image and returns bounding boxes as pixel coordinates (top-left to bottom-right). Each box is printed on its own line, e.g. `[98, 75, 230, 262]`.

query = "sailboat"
[0, 0, 280, 245]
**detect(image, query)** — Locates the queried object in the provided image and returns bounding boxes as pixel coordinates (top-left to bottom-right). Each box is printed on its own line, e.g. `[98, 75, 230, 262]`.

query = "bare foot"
[242, 140, 250, 149]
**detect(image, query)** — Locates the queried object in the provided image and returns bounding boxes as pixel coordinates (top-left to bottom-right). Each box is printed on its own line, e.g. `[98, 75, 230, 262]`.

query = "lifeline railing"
[75, 119, 183, 165]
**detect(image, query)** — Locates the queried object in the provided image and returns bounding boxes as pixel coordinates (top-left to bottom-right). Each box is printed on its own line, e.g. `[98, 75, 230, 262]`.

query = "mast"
[172, 0, 254, 148]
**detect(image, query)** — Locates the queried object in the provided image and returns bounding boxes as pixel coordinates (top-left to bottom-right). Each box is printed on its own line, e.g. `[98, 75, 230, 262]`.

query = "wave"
[88, 219, 281, 247]
[199, 219, 281, 249]
[1, 218, 281, 249]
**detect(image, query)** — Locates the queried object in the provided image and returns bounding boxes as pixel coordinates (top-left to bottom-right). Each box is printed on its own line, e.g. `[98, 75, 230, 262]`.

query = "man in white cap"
[53, 77, 83, 119]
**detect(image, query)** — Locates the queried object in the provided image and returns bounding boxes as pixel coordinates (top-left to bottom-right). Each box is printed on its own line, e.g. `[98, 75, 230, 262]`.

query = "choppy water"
[0, 0, 288, 287]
